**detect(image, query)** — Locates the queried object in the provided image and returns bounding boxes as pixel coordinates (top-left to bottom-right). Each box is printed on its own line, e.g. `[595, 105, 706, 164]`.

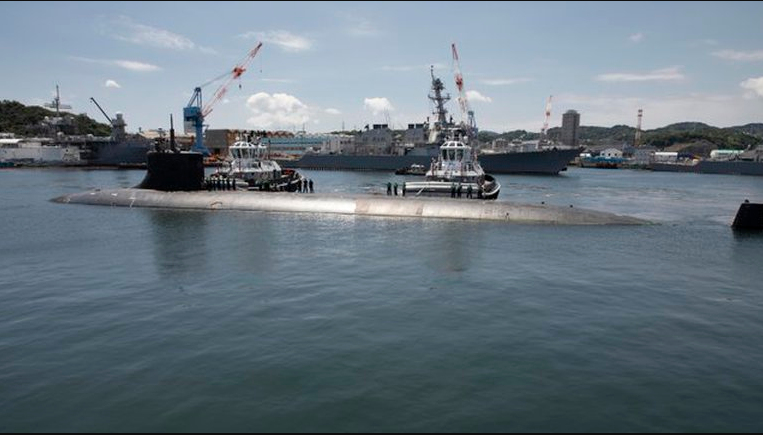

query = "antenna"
[44, 85, 72, 116]
[170, 114, 177, 153]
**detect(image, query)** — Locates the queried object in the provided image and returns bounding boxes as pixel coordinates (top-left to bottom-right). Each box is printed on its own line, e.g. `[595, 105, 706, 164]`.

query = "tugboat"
[211, 139, 305, 191]
[403, 133, 500, 200]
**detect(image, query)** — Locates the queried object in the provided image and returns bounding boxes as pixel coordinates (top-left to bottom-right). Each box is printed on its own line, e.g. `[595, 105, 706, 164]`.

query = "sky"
[1, 1, 762, 134]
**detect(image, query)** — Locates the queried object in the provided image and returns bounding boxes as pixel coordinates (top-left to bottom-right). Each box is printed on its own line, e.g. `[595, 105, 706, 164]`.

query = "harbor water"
[1, 167, 763, 432]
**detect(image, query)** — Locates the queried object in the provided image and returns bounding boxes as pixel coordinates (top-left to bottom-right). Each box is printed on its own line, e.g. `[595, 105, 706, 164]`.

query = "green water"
[1, 167, 762, 432]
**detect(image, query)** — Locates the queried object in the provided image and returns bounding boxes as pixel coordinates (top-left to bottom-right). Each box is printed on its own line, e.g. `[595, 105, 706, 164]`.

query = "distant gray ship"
[83, 97, 152, 167]
[286, 148, 579, 175]
[280, 69, 579, 175]
[651, 147, 763, 176]
[651, 160, 763, 176]
[16, 88, 152, 167]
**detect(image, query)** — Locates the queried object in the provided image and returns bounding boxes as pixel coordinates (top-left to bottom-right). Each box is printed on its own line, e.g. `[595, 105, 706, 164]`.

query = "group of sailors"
[386, 181, 404, 196]
[205, 176, 236, 191]
[204, 175, 314, 193]
[297, 178, 314, 193]
[450, 183, 480, 199]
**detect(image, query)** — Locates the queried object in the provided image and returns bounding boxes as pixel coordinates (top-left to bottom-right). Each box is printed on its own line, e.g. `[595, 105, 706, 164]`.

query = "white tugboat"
[403, 133, 500, 200]
[211, 139, 305, 191]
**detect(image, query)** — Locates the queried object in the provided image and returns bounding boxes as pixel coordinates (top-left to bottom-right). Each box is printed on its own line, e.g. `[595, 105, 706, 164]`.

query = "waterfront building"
[561, 110, 580, 148]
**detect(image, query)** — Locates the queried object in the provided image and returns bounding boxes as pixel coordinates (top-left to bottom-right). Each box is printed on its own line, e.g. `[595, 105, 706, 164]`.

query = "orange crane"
[184, 42, 263, 154]
[451, 43, 477, 141]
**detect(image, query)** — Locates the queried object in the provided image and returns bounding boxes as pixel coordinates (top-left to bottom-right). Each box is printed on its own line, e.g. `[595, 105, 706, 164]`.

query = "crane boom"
[451, 43, 477, 142]
[184, 42, 263, 155]
[451, 43, 469, 121]
[90, 97, 113, 125]
[202, 42, 263, 117]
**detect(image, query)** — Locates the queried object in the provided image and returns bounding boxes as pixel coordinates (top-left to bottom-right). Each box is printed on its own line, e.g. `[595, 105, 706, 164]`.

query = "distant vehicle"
[395, 163, 427, 175]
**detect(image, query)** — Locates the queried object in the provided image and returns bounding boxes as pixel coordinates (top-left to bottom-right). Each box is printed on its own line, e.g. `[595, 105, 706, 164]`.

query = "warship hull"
[280, 147, 580, 175]
[651, 161, 763, 176]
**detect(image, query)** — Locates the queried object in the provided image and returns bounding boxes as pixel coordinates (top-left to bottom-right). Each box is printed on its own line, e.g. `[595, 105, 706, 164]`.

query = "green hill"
[490, 122, 763, 152]
[0, 100, 111, 136]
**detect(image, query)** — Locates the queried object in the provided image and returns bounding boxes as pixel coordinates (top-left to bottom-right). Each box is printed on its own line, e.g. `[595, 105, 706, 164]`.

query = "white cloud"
[325, 108, 341, 115]
[105, 79, 121, 88]
[246, 92, 310, 128]
[596, 67, 684, 82]
[712, 49, 763, 61]
[111, 16, 195, 50]
[740, 77, 763, 98]
[113, 60, 162, 72]
[198, 46, 218, 55]
[629, 33, 644, 43]
[70, 56, 162, 72]
[363, 97, 394, 115]
[481, 78, 532, 86]
[241, 30, 312, 52]
[466, 90, 492, 103]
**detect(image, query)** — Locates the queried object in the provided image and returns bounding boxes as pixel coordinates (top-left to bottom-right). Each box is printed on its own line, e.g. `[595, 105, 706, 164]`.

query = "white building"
[600, 148, 623, 159]
[632, 147, 657, 165]
[653, 151, 679, 163]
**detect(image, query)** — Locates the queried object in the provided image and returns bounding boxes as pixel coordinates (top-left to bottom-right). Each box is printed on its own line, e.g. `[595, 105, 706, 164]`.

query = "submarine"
[54, 150, 649, 225]
[53, 118, 650, 226]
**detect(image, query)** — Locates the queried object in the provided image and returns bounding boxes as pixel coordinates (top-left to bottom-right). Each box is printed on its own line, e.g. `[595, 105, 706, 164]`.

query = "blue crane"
[184, 42, 263, 155]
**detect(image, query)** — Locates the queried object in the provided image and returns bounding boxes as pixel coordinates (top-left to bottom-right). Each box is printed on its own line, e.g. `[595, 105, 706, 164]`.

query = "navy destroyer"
[85, 97, 152, 167]
[281, 67, 579, 174]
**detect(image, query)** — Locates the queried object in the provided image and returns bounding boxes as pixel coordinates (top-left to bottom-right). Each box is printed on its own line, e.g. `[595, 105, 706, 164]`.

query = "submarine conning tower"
[137, 112, 205, 192]
[137, 151, 204, 192]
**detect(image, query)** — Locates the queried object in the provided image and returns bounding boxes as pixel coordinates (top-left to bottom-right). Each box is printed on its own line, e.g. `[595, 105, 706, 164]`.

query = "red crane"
[200, 41, 263, 117]
[185, 42, 263, 154]
[451, 43, 477, 140]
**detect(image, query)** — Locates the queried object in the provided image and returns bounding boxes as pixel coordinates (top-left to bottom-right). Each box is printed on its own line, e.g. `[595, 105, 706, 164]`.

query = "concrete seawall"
[53, 189, 650, 225]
